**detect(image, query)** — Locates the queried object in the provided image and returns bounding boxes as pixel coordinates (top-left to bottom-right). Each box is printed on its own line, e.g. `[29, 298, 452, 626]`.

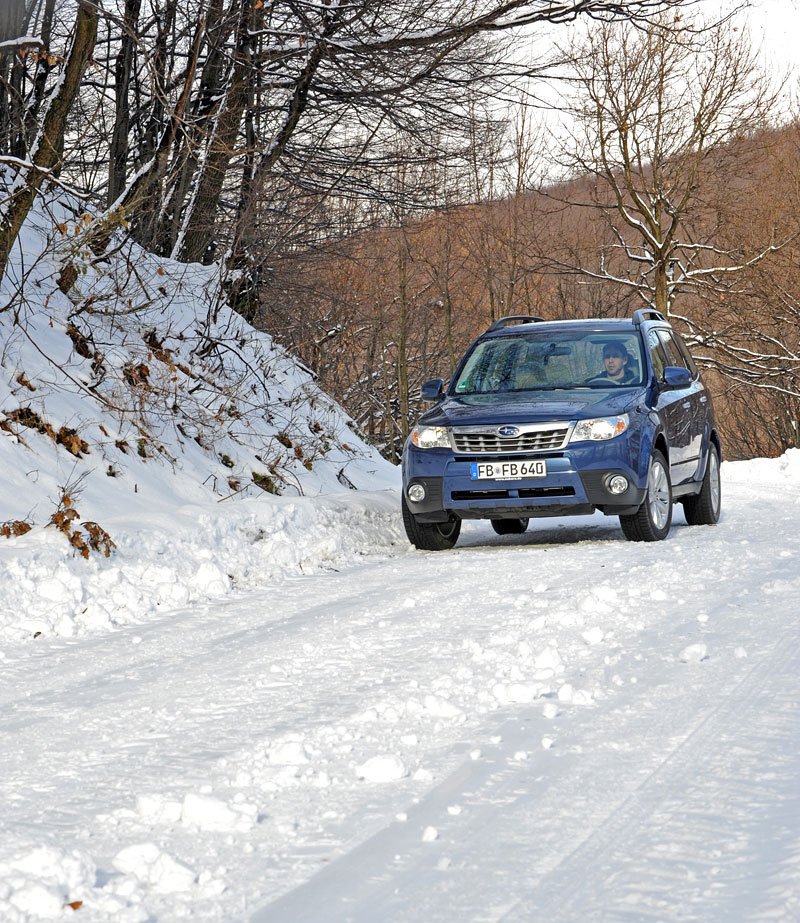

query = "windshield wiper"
[517, 385, 578, 392]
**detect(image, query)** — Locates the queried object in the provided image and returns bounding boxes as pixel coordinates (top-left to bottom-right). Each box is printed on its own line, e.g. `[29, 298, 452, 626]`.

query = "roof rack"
[632, 308, 666, 325]
[488, 314, 545, 331]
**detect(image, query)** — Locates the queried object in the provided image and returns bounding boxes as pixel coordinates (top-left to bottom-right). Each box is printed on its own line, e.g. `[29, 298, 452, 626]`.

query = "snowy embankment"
[0, 187, 400, 641]
[1, 452, 800, 922]
[0, 488, 402, 641]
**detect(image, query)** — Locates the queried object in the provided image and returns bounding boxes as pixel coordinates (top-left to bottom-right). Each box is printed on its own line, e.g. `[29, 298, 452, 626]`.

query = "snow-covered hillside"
[0, 189, 399, 638]
[1, 451, 799, 922]
[0, 184, 395, 506]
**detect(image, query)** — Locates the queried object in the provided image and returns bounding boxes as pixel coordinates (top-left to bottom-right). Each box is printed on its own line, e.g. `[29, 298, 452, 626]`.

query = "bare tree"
[559, 14, 787, 316]
[541, 14, 800, 458]
[65, 1, 682, 287]
[1, 0, 688, 296]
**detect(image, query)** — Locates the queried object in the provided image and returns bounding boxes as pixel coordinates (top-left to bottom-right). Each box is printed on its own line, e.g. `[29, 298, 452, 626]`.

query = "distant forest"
[268, 119, 800, 462]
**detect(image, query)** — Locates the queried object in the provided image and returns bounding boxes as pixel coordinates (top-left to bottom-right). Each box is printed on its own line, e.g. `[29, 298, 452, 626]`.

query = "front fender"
[630, 409, 662, 488]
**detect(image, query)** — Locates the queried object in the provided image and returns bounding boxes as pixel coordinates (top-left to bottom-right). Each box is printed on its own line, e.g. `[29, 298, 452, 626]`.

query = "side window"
[647, 330, 666, 380]
[671, 333, 699, 377]
[657, 330, 689, 370]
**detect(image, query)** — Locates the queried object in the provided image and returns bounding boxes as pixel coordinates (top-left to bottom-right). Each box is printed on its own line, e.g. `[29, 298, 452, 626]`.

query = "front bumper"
[403, 437, 647, 522]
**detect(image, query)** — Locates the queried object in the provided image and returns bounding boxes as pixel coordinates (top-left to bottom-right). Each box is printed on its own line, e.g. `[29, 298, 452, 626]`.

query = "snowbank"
[0, 189, 402, 642]
[0, 487, 403, 642]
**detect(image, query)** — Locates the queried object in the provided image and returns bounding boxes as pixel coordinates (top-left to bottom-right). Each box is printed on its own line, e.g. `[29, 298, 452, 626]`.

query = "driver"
[590, 341, 636, 385]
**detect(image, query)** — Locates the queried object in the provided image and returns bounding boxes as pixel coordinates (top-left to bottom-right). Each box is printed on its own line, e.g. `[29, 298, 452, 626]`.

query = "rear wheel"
[401, 495, 461, 551]
[491, 518, 529, 535]
[620, 450, 672, 542]
[682, 444, 721, 526]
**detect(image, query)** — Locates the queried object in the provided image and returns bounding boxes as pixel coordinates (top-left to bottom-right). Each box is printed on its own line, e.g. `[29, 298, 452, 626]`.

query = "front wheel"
[401, 495, 461, 551]
[491, 518, 529, 535]
[682, 444, 721, 526]
[619, 450, 672, 542]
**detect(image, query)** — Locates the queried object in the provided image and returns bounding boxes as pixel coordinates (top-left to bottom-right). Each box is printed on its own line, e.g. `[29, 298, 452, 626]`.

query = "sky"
[741, 0, 800, 110]
[748, 0, 800, 74]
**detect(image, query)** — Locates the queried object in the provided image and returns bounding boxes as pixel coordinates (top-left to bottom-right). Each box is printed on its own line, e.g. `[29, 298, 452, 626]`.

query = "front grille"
[451, 489, 509, 501]
[452, 425, 570, 454]
[457, 452, 565, 463]
[451, 487, 575, 501]
[518, 486, 574, 498]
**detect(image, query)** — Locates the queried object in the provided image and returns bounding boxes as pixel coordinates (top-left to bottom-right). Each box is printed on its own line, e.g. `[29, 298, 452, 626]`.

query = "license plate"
[470, 460, 547, 480]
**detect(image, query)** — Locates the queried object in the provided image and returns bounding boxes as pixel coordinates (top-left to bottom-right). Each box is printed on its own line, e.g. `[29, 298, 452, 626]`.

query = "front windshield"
[452, 330, 644, 395]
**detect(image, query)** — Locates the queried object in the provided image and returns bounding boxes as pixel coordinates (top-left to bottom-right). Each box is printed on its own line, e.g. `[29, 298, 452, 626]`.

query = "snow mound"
[355, 755, 409, 783]
[0, 190, 400, 643]
[679, 643, 710, 663]
[112, 843, 194, 893]
[0, 489, 404, 642]
[0, 846, 95, 920]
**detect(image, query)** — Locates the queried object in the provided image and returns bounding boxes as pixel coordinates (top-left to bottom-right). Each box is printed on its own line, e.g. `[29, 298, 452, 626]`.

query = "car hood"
[419, 388, 644, 428]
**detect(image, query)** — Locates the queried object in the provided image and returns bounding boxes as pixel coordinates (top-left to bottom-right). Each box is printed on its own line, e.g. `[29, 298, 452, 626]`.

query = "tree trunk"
[0, 0, 29, 156]
[172, 0, 248, 263]
[654, 261, 669, 315]
[25, 0, 57, 150]
[108, 0, 142, 206]
[397, 245, 410, 444]
[0, 0, 98, 284]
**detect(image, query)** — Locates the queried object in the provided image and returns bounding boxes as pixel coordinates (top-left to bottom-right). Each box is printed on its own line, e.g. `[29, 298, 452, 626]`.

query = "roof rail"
[488, 314, 545, 331]
[632, 308, 666, 325]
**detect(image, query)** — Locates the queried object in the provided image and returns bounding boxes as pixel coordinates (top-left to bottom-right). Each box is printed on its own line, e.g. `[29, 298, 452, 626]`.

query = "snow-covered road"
[2, 456, 800, 921]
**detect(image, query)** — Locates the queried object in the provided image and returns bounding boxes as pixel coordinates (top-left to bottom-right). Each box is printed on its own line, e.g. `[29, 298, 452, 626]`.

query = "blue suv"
[401, 310, 721, 549]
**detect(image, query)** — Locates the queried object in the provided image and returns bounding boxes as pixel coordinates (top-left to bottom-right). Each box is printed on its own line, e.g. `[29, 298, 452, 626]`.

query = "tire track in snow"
[249, 568, 800, 923]
[499, 616, 800, 922]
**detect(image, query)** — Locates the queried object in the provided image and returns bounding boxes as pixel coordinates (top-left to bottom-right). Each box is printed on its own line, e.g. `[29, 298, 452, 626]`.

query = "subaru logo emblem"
[497, 425, 520, 438]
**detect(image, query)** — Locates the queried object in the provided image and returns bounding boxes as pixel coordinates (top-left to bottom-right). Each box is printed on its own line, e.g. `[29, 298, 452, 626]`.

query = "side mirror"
[420, 378, 445, 401]
[662, 366, 692, 389]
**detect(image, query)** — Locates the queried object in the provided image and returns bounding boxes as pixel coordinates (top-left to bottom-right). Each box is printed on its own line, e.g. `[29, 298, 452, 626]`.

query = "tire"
[491, 518, 529, 535]
[401, 495, 461, 551]
[682, 443, 721, 526]
[619, 449, 672, 542]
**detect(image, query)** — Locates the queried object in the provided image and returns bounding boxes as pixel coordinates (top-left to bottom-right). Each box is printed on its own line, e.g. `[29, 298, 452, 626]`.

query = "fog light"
[607, 475, 629, 495]
[408, 483, 426, 502]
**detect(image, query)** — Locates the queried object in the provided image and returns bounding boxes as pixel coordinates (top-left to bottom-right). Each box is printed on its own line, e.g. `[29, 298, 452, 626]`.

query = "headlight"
[570, 414, 629, 442]
[411, 426, 450, 449]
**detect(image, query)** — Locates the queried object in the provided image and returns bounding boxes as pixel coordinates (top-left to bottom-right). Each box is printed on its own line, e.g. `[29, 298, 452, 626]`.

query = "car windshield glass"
[452, 330, 644, 395]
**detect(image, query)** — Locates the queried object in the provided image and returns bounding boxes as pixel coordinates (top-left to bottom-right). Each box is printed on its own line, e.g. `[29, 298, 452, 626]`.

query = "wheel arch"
[653, 432, 669, 463]
[710, 428, 722, 461]
[635, 420, 669, 488]
[696, 427, 722, 482]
